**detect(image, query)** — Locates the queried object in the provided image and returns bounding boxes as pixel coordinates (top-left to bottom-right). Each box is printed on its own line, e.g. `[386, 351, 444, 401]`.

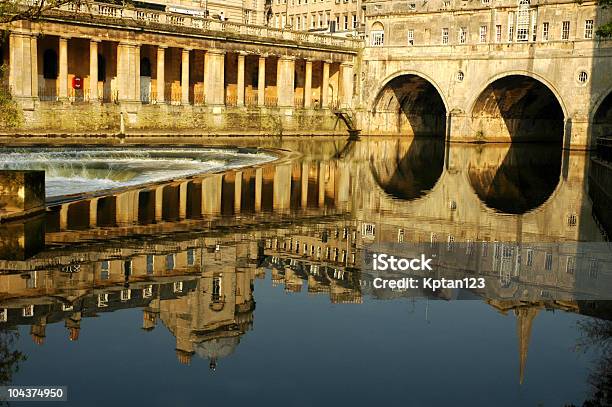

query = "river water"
[0, 137, 610, 406]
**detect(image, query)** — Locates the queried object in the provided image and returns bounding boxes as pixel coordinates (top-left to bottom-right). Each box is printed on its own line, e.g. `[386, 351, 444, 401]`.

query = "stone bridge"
[357, 0, 612, 149]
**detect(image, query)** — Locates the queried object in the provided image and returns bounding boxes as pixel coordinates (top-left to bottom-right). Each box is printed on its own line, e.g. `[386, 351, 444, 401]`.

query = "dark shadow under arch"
[372, 74, 447, 137]
[471, 75, 564, 143]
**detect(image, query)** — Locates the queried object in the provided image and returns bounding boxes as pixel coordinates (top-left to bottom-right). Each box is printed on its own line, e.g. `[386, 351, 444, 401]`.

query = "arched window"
[97, 55, 106, 82]
[43, 49, 58, 79]
[371, 22, 384, 46]
[140, 57, 151, 77]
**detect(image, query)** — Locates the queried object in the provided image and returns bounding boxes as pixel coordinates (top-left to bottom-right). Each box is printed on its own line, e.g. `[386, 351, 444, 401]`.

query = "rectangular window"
[311, 14, 316, 28]
[166, 254, 175, 270]
[495, 25, 502, 42]
[459, 27, 467, 44]
[146, 255, 154, 275]
[371, 31, 384, 46]
[479, 25, 487, 43]
[508, 11, 515, 42]
[562, 21, 570, 40]
[526, 249, 533, 266]
[545, 253, 553, 270]
[352, 14, 357, 28]
[407, 29, 414, 45]
[585, 19, 594, 39]
[542, 21, 549, 41]
[187, 249, 195, 266]
[566, 256, 576, 274]
[344, 15, 348, 30]
[530, 9, 537, 41]
[442, 27, 449, 44]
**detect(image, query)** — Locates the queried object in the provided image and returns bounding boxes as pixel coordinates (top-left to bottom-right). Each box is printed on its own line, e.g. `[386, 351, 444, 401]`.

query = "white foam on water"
[0, 147, 276, 198]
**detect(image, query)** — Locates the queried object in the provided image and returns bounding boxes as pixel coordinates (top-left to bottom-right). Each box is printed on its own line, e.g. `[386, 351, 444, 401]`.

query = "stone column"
[30, 35, 38, 100]
[8, 32, 38, 108]
[237, 53, 246, 107]
[304, 60, 312, 109]
[204, 49, 225, 107]
[156, 46, 166, 104]
[321, 61, 330, 109]
[257, 56, 266, 107]
[255, 168, 262, 212]
[89, 40, 99, 102]
[339, 62, 353, 109]
[179, 182, 188, 219]
[181, 48, 190, 105]
[276, 56, 295, 108]
[58, 37, 69, 101]
[117, 42, 140, 104]
[234, 171, 242, 212]
[89, 198, 98, 228]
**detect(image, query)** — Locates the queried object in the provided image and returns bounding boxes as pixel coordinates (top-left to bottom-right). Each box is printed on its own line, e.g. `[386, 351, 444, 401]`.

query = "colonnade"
[6, 30, 355, 110]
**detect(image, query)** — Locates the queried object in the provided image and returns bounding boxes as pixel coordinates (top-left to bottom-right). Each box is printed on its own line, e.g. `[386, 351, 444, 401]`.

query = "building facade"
[267, 0, 366, 37]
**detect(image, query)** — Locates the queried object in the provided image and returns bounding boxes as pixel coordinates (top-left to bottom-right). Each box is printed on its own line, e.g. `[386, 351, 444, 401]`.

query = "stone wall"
[6, 103, 348, 136]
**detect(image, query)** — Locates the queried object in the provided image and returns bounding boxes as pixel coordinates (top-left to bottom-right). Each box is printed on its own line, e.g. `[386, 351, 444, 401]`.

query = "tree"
[598, 0, 612, 38]
[0, 0, 85, 24]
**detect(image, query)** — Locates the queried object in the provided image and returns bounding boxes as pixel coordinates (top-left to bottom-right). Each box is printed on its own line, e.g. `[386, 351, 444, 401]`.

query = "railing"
[193, 90, 205, 105]
[52, 2, 362, 49]
[264, 96, 278, 107]
[38, 86, 58, 102]
[225, 95, 237, 107]
[294, 96, 304, 108]
[245, 94, 258, 107]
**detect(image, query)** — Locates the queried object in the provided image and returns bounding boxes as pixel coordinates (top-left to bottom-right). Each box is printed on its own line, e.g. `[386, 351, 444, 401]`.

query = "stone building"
[267, 0, 366, 37]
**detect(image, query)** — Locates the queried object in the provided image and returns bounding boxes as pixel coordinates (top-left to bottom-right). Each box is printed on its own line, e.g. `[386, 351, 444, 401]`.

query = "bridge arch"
[591, 88, 612, 140]
[369, 71, 449, 137]
[469, 71, 568, 143]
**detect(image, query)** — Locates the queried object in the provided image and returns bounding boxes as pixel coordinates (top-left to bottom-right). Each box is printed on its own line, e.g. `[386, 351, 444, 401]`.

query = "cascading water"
[0, 148, 276, 198]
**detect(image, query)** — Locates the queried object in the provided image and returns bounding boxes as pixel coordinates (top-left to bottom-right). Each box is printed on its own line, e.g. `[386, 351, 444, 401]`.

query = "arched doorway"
[371, 74, 447, 137]
[593, 90, 612, 142]
[471, 75, 565, 143]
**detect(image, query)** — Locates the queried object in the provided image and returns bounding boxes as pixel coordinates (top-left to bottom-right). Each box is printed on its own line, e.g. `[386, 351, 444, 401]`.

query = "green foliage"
[599, 0, 612, 38]
[0, 64, 23, 129]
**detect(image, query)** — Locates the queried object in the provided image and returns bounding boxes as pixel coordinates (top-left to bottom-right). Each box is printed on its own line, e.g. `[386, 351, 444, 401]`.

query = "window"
[397, 229, 404, 242]
[143, 285, 153, 298]
[459, 27, 467, 44]
[311, 13, 316, 28]
[296, 16, 301, 29]
[212, 276, 222, 301]
[508, 11, 515, 42]
[173, 281, 183, 293]
[352, 14, 357, 28]
[566, 256, 576, 274]
[362, 223, 376, 236]
[585, 19, 594, 39]
[456, 71, 464, 81]
[479, 25, 488, 43]
[408, 2, 416, 10]
[482, 0, 490, 4]
[371, 30, 384, 46]
[562, 21, 570, 40]
[100, 260, 110, 280]
[146, 255, 154, 274]
[123, 260, 132, 278]
[545, 253, 553, 270]
[166, 254, 175, 270]
[97, 293, 109, 307]
[516, 0, 530, 42]
[578, 71, 588, 84]
[496, 25, 502, 42]
[120, 289, 131, 301]
[344, 15, 348, 30]
[542, 21, 549, 41]
[187, 249, 195, 266]
[589, 259, 599, 279]
[23, 305, 34, 317]
[442, 27, 449, 44]
[442, 0, 450, 8]
[407, 29, 414, 45]
[318, 13, 323, 27]
[526, 249, 533, 266]
[530, 9, 537, 41]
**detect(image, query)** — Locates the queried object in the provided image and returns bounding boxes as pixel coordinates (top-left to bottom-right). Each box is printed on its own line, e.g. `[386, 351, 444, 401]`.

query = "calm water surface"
[0, 137, 609, 406]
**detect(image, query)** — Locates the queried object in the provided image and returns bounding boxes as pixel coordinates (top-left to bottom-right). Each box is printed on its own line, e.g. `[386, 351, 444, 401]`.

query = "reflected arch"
[370, 71, 448, 137]
[369, 138, 445, 201]
[470, 73, 566, 143]
[467, 144, 562, 214]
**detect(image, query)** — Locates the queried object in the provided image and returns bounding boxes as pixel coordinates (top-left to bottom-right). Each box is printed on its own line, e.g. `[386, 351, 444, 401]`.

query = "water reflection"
[370, 138, 445, 201]
[0, 137, 609, 405]
[467, 144, 562, 214]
